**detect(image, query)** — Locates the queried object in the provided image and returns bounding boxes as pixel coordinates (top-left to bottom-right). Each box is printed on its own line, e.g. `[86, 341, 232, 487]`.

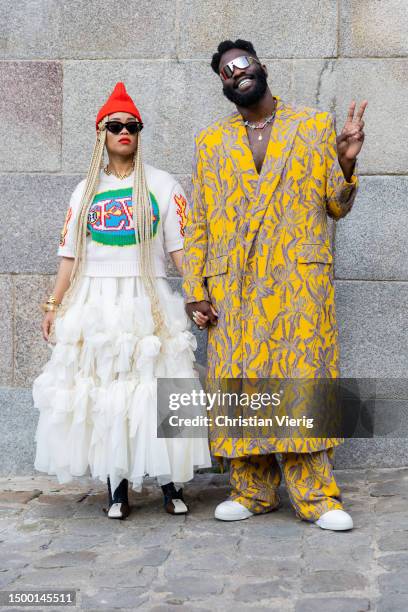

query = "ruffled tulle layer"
[33, 276, 211, 492]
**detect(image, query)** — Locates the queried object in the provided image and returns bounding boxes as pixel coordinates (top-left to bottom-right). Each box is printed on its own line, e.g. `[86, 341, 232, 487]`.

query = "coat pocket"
[203, 255, 228, 277]
[296, 243, 333, 264]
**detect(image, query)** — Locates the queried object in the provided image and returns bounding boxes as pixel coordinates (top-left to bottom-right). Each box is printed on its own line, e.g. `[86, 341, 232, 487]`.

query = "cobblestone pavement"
[0, 468, 407, 611]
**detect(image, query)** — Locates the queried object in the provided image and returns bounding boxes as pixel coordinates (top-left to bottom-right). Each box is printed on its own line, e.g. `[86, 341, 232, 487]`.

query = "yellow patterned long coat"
[182, 97, 358, 458]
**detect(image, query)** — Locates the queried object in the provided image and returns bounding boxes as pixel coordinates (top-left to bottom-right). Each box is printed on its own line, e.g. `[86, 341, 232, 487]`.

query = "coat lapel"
[221, 113, 259, 203]
[241, 98, 301, 268]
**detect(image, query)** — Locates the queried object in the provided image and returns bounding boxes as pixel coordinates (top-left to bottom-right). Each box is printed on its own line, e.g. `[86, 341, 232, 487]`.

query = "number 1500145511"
[0, 591, 76, 606]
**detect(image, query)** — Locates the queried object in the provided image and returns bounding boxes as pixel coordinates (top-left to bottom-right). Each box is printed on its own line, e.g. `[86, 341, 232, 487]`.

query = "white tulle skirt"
[33, 275, 212, 492]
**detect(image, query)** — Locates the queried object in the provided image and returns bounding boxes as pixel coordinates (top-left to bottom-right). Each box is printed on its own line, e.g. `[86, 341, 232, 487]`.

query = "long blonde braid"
[133, 132, 167, 336]
[57, 118, 108, 317]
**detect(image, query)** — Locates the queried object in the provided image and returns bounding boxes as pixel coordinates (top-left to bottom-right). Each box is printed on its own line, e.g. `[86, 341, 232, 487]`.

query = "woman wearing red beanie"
[33, 83, 211, 519]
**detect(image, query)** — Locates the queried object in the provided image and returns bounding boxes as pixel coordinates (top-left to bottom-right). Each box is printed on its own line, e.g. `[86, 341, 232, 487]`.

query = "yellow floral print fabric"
[230, 450, 343, 520]
[183, 97, 358, 457]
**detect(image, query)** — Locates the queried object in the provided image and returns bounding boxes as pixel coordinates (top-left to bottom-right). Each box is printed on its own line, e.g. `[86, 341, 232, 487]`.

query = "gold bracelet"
[41, 303, 58, 313]
[41, 294, 60, 313]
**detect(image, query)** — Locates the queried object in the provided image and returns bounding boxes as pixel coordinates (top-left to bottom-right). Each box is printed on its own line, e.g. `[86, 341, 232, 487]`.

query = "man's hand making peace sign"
[337, 100, 368, 182]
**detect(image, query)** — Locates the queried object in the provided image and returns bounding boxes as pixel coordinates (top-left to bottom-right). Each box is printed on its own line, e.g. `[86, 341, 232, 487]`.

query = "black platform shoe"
[161, 482, 189, 515]
[105, 477, 131, 520]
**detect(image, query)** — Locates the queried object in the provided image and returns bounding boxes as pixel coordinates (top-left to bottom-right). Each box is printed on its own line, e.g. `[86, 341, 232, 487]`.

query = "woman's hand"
[39, 256, 74, 341]
[42, 311, 56, 342]
[186, 301, 218, 329]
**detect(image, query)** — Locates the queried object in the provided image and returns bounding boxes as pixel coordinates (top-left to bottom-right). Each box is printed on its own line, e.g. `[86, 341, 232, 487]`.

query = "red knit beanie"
[95, 82, 142, 129]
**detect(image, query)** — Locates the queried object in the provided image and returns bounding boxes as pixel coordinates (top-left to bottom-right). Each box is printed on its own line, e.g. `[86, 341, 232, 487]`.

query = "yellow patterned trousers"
[229, 449, 343, 521]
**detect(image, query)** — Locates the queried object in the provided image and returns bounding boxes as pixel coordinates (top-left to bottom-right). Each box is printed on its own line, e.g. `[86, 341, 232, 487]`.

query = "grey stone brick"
[377, 594, 408, 611]
[164, 552, 235, 578]
[0, 570, 22, 588]
[370, 479, 408, 498]
[375, 512, 408, 531]
[0, 0, 176, 60]
[378, 570, 408, 594]
[0, 62, 62, 171]
[303, 546, 371, 571]
[295, 598, 370, 612]
[49, 534, 111, 551]
[0, 174, 82, 274]
[0, 388, 37, 476]
[335, 439, 408, 470]
[301, 570, 368, 593]
[156, 575, 224, 598]
[0, 490, 40, 504]
[59, 0, 176, 60]
[336, 281, 408, 377]
[0, 1, 60, 59]
[81, 589, 148, 609]
[178, 0, 338, 58]
[292, 60, 336, 110]
[378, 554, 408, 571]
[378, 531, 408, 553]
[0, 275, 13, 385]
[92, 565, 157, 589]
[233, 578, 296, 601]
[340, 1, 408, 57]
[33, 550, 98, 568]
[129, 547, 170, 567]
[335, 177, 408, 281]
[0, 553, 31, 572]
[14, 275, 56, 387]
[13, 567, 92, 587]
[374, 494, 408, 514]
[61, 517, 124, 537]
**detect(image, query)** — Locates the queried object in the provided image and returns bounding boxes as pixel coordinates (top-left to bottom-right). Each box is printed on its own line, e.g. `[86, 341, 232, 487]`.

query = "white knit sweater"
[58, 164, 188, 277]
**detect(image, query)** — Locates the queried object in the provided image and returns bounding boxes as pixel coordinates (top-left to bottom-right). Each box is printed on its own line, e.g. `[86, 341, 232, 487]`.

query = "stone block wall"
[0, 0, 407, 473]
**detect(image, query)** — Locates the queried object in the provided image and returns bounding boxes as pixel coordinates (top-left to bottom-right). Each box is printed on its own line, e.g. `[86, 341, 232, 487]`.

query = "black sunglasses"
[105, 121, 143, 135]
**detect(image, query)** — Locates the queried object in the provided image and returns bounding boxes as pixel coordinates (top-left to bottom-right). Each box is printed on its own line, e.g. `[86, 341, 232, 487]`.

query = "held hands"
[337, 100, 368, 162]
[42, 311, 55, 342]
[186, 301, 218, 330]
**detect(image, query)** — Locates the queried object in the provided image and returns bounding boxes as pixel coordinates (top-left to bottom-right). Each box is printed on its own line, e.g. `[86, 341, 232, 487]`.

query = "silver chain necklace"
[244, 112, 276, 141]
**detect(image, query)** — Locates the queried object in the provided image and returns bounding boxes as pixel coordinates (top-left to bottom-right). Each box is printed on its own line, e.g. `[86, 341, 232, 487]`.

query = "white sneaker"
[214, 500, 254, 521]
[315, 509, 353, 531]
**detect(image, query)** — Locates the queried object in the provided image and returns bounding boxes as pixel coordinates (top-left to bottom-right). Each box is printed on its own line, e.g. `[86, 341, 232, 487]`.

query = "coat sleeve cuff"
[338, 172, 358, 207]
[344, 173, 358, 187]
[327, 158, 359, 218]
[182, 279, 209, 304]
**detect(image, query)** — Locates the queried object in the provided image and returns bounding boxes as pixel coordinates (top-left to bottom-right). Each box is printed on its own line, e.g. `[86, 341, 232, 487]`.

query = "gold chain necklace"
[104, 163, 134, 180]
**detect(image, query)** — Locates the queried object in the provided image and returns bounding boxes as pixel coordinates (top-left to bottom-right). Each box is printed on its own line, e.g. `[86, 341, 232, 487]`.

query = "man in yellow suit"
[183, 39, 367, 531]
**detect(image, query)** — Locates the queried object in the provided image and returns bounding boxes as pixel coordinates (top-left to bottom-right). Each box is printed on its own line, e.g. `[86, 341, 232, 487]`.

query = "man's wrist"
[338, 156, 357, 183]
[183, 286, 210, 304]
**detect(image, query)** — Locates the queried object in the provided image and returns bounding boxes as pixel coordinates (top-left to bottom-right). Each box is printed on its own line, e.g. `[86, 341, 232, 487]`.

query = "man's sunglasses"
[219, 55, 261, 81]
[105, 121, 143, 135]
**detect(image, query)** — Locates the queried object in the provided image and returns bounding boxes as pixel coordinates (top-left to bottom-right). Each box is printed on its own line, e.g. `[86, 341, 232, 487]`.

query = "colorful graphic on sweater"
[87, 187, 160, 246]
[174, 193, 187, 237]
[60, 206, 73, 247]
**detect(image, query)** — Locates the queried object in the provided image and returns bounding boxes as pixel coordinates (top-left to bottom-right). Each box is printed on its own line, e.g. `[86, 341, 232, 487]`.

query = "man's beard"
[222, 67, 268, 107]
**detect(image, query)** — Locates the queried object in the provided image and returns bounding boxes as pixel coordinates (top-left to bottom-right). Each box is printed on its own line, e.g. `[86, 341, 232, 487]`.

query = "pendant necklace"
[244, 112, 276, 141]
[104, 163, 134, 180]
